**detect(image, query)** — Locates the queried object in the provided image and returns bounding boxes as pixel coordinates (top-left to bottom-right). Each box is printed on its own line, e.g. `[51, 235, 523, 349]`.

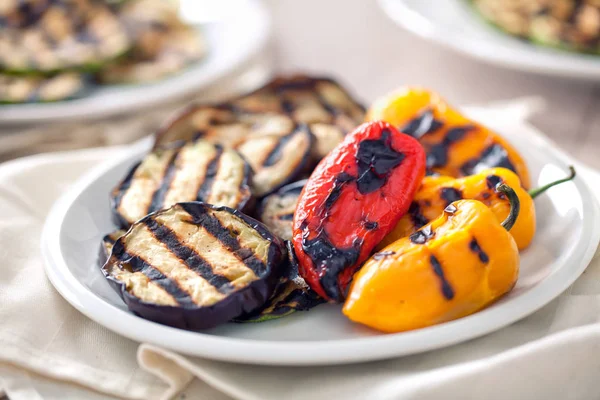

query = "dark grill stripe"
[148, 151, 179, 214]
[118, 250, 196, 307]
[197, 144, 224, 201]
[179, 203, 268, 276]
[142, 217, 233, 292]
[262, 124, 304, 167]
[278, 213, 294, 221]
[430, 255, 455, 300]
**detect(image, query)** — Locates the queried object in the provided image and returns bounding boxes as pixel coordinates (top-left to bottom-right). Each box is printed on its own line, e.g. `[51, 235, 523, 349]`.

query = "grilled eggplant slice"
[102, 202, 287, 330]
[237, 123, 313, 197]
[0, 72, 85, 103]
[234, 241, 324, 323]
[257, 180, 306, 241]
[111, 139, 252, 228]
[0, 0, 131, 74]
[98, 229, 127, 267]
[97, 0, 206, 84]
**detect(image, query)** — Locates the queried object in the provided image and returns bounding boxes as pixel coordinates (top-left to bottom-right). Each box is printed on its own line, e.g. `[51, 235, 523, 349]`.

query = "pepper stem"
[496, 183, 520, 231]
[528, 166, 576, 199]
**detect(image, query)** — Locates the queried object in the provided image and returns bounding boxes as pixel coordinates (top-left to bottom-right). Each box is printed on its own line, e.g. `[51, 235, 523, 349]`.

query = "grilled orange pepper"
[366, 87, 531, 188]
[343, 184, 521, 333]
[378, 167, 576, 251]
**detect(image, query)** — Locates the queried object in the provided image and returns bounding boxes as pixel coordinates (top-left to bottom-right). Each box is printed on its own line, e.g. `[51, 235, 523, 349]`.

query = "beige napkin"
[2, 99, 600, 400]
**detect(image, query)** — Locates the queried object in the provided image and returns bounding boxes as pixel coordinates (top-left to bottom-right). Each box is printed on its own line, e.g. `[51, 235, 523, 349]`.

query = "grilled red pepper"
[292, 121, 426, 301]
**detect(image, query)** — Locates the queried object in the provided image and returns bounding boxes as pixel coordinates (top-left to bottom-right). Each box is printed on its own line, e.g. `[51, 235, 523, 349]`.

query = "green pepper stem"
[528, 166, 576, 199]
[496, 183, 520, 231]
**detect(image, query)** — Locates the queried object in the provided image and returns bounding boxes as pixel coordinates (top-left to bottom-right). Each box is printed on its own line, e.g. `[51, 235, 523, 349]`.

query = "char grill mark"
[356, 129, 405, 194]
[148, 151, 179, 213]
[409, 225, 435, 244]
[430, 255, 455, 300]
[179, 202, 267, 276]
[426, 125, 474, 169]
[461, 144, 518, 176]
[440, 187, 463, 206]
[119, 250, 197, 306]
[409, 202, 429, 229]
[469, 238, 490, 263]
[486, 174, 503, 190]
[257, 180, 306, 241]
[142, 217, 234, 291]
[401, 109, 444, 138]
[196, 144, 224, 200]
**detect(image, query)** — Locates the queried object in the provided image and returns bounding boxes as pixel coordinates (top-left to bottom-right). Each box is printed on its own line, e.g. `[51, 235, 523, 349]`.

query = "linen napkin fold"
[2, 98, 600, 400]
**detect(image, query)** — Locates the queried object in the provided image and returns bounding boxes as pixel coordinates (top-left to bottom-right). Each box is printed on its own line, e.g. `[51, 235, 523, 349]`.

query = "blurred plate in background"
[0, 0, 270, 125]
[378, 0, 600, 81]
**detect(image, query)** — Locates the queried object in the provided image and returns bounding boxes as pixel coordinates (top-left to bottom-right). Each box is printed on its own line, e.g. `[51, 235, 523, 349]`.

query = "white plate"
[42, 119, 600, 366]
[378, 0, 600, 80]
[0, 0, 270, 125]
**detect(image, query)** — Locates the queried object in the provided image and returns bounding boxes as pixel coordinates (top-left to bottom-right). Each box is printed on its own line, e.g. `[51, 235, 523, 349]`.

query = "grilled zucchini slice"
[102, 202, 287, 330]
[0, 72, 85, 103]
[111, 139, 252, 228]
[97, 0, 206, 84]
[234, 241, 324, 323]
[257, 180, 306, 241]
[0, 0, 131, 74]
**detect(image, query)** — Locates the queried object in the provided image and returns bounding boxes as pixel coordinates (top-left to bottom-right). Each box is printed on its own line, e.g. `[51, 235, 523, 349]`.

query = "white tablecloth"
[2, 99, 600, 400]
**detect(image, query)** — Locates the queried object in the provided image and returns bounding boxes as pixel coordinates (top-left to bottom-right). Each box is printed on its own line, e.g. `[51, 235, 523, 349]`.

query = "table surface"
[266, 0, 600, 168]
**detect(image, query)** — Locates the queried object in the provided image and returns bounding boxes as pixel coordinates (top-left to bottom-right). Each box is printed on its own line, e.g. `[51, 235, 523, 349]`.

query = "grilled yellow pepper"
[367, 87, 531, 188]
[377, 167, 576, 251]
[343, 184, 520, 333]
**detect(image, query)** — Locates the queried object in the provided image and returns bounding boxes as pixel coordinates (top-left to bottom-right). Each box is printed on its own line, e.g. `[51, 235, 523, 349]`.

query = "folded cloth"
[1, 98, 600, 400]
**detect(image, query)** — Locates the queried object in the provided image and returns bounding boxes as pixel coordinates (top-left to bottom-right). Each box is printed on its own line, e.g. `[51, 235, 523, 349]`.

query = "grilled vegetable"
[97, 0, 206, 84]
[237, 123, 314, 197]
[380, 166, 576, 251]
[0, 72, 85, 103]
[102, 202, 287, 330]
[367, 87, 531, 188]
[98, 229, 127, 266]
[0, 0, 53, 28]
[111, 139, 252, 228]
[472, 0, 600, 54]
[293, 121, 426, 302]
[343, 184, 520, 333]
[0, 0, 131, 74]
[152, 76, 365, 164]
[234, 242, 324, 322]
[257, 180, 306, 241]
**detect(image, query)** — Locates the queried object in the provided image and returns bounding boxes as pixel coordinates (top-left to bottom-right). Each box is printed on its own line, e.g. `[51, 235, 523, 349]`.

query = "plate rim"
[41, 124, 600, 366]
[0, 0, 271, 125]
[377, 0, 600, 80]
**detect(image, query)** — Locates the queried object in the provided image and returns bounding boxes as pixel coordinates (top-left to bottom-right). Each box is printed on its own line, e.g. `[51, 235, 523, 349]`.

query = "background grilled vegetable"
[97, 0, 207, 84]
[0, 0, 131, 74]
[367, 87, 531, 188]
[471, 0, 600, 54]
[111, 139, 252, 228]
[293, 121, 427, 302]
[256, 180, 306, 241]
[0, 72, 86, 103]
[153, 75, 366, 166]
[102, 202, 287, 330]
[234, 241, 324, 322]
[0, 0, 53, 28]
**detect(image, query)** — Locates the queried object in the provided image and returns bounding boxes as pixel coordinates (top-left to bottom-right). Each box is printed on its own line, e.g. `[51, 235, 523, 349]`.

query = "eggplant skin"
[97, 229, 127, 268]
[256, 179, 306, 241]
[102, 202, 287, 330]
[234, 241, 324, 323]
